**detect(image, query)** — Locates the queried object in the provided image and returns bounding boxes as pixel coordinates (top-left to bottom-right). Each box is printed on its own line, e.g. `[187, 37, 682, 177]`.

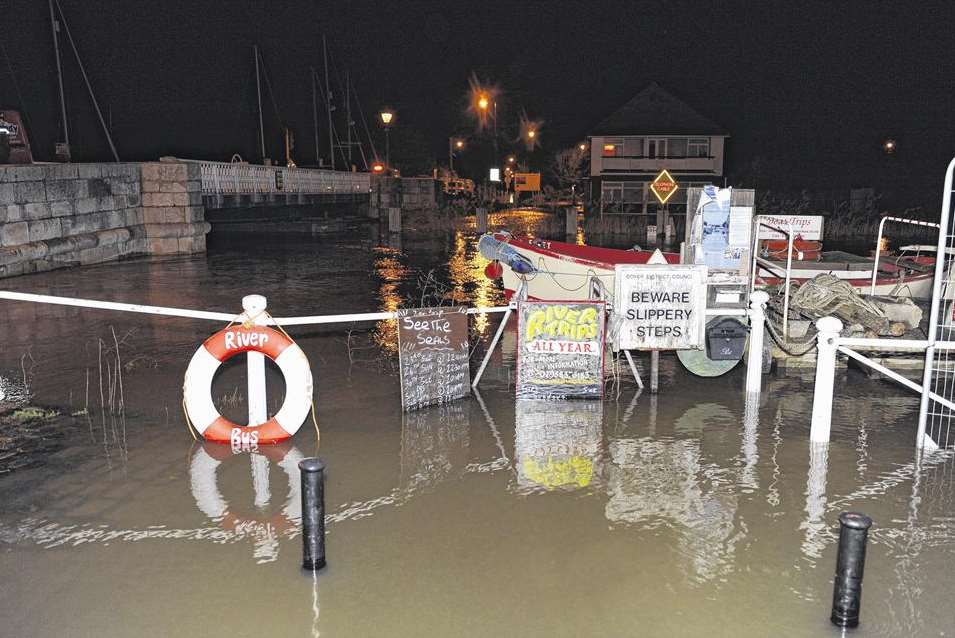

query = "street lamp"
[527, 129, 536, 140]
[578, 143, 587, 152]
[883, 138, 897, 154]
[379, 107, 395, 168]
[449, 137, 465, 174]
[507, 155, 516, 165]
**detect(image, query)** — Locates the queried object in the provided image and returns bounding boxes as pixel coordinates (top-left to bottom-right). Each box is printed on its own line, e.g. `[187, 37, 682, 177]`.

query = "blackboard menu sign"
[517, 300, 606, 399]
[397, 306, 471, 411]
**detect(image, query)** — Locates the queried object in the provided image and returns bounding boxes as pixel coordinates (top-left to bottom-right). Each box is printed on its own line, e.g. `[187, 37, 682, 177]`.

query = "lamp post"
[379, 107, 395, 169]
[449, 137, 465, 174]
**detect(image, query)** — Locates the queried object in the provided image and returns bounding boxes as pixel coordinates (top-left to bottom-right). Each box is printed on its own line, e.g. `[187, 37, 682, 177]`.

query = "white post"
[243, 294, 268, 426]
[810, 316, 843, 443]
[745, 290, 770, 394]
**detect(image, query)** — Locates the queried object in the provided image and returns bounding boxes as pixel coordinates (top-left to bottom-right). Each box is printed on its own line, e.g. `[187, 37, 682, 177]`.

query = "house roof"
[591, 83, 728, 137]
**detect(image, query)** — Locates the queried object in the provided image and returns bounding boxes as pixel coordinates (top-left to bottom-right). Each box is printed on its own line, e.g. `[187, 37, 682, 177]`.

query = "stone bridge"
[0, 159, 440, 278]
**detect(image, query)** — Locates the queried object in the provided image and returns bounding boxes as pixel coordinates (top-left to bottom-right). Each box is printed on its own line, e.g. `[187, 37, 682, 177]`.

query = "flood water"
[1, 210, 953, 637]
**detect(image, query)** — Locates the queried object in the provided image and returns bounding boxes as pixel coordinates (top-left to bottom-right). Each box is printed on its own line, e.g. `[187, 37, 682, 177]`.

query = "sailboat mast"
[346, 71, 352, 166]
[254, 45, 265, 162]
[323, 35, 334, 170]
[311, 67, 319, 164]
[48, 0, 69, 153]
[55, 0, 118, 161]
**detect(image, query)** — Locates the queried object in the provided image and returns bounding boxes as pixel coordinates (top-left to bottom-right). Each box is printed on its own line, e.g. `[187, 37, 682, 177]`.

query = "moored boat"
[482, 233, 936, 303]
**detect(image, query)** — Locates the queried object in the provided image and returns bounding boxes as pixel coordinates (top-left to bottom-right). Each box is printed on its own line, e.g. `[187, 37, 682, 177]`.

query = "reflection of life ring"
[189, 442, 303, 535]
[183, 325, 313, 445]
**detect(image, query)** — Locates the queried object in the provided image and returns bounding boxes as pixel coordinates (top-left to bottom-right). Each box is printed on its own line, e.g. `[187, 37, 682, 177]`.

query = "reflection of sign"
[650, 169, 679, 204]
[515, 400, 603, 490]
[274, 170, 285, 191]
[514, 173, 541, 192]
[613, 265, 707, 350]
[757, 215, 824, 240]
[401, 402, 470, 491]
[396, 306, 470, 411]
[517, 301, 605, 399]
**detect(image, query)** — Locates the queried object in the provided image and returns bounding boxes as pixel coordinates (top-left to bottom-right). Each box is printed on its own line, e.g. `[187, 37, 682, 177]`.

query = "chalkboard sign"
[396, 306, 470, 411]
[517, 301, 606, 400]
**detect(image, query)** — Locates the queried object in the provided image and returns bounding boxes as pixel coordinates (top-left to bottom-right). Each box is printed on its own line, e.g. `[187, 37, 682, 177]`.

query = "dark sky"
[4, 0, 955, 201]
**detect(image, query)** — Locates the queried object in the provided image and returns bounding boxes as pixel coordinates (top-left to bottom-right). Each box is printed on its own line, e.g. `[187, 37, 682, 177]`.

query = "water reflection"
[400, 402, 471, 492]
[373, 246, 408, 355]
[513, 400, 603, 492]
[189, 442, 304, 563]
[800, 442, 829, 563]
[605, 434, 739, 584]
[445, 230, 498, 336]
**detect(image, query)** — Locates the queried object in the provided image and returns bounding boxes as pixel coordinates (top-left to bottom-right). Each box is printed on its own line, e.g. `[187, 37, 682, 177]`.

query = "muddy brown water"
[1, 211, 953, 637]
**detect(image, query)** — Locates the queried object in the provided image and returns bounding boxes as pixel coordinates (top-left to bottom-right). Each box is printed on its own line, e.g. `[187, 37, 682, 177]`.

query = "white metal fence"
[799, 157, 955, 450]
[194, 160, 371, 196]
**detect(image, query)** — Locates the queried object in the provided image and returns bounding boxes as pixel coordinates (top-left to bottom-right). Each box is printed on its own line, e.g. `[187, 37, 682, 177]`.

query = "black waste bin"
[706, 316, 749, 361]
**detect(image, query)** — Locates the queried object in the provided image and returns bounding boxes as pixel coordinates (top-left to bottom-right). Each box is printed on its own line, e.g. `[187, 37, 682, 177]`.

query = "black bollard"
[299, 457, 327, 571]
[830, 511, 873, 628]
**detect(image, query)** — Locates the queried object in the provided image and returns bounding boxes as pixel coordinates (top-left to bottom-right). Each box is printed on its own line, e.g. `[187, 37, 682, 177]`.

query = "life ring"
[190, 443, 303, 538]
[184, 325, 313, 445]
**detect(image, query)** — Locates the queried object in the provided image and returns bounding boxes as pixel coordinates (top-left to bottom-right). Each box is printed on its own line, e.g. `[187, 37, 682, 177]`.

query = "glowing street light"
[883, 138, 897, 154]
[449, 137, 466, 173]
[477, 94, 489, 111]
[527, 129, 536, 140]
[507, 155, 516, 164]
[578, 143, 587, 152]
[379, 106, 395, 168]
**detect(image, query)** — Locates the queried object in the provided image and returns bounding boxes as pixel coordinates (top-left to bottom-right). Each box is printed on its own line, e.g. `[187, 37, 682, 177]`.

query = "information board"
[613, 265, 707, 350]
[757, 215, 824, 240]
[396, 306, 470, 411]
[517, 301, 605, 399]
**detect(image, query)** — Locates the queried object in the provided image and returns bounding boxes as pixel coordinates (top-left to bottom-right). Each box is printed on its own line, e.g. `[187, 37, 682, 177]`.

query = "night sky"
[4, 0, 954, 205]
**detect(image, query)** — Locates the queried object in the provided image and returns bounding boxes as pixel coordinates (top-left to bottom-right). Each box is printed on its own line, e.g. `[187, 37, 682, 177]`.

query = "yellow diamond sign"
[650, 169, 679, 204]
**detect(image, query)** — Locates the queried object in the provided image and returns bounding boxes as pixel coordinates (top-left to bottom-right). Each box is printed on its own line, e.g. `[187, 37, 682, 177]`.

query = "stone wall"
[370, 176, 441, 216]
[0, 161, 209, 278]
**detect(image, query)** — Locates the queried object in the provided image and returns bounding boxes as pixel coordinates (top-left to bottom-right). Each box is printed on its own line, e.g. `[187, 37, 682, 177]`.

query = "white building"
[589, 83, 728, 219]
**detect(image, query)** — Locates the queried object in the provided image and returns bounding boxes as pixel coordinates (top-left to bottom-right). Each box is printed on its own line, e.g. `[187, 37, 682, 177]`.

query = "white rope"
[0, 290, 507, 325]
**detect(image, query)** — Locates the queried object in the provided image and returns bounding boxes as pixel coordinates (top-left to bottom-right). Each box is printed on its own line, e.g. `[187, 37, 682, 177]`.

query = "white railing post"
[745, 290, 770, 394]
[810, 316, 843, 443]
[242, 294, 269, 426]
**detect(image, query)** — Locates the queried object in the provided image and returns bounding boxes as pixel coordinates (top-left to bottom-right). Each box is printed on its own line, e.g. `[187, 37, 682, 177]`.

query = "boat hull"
[499, 236, 935, 301]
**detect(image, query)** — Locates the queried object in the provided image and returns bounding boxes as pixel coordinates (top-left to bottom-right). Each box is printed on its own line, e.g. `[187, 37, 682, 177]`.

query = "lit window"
[602, 143, 616, 157]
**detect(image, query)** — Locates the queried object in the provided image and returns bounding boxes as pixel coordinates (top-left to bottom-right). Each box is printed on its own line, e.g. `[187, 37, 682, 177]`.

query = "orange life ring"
[183, 325, 313, 445]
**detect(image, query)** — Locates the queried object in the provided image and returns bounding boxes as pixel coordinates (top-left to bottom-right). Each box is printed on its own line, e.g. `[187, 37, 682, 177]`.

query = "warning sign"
[650, 169, 679, 204]
[613, 264, 707, 350]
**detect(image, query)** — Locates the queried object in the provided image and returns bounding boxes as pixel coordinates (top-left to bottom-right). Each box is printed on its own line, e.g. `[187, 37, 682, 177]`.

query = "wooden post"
[650, 350, 660, 393]
[565, 206, 577, 237]
[476, 207, 488, 233]
[388, 207, 401, 233]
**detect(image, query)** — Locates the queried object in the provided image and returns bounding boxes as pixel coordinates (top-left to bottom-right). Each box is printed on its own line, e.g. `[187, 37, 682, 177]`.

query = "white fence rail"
[191, 160, 371, 196]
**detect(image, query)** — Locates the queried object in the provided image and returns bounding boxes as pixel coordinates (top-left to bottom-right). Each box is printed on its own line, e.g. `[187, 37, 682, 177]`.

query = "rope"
[764, 316, 819, 356]
[181, 397, 198, 441]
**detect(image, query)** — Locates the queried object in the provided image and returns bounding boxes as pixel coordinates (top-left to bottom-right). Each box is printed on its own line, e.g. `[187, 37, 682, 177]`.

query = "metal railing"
[749, 217, 795, 338]
[869, 216, 941, 295]
[189, 160, 371, 196]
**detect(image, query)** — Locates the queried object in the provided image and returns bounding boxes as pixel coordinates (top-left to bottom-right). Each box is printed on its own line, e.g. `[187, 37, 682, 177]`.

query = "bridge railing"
[192, 160, 371, 196]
